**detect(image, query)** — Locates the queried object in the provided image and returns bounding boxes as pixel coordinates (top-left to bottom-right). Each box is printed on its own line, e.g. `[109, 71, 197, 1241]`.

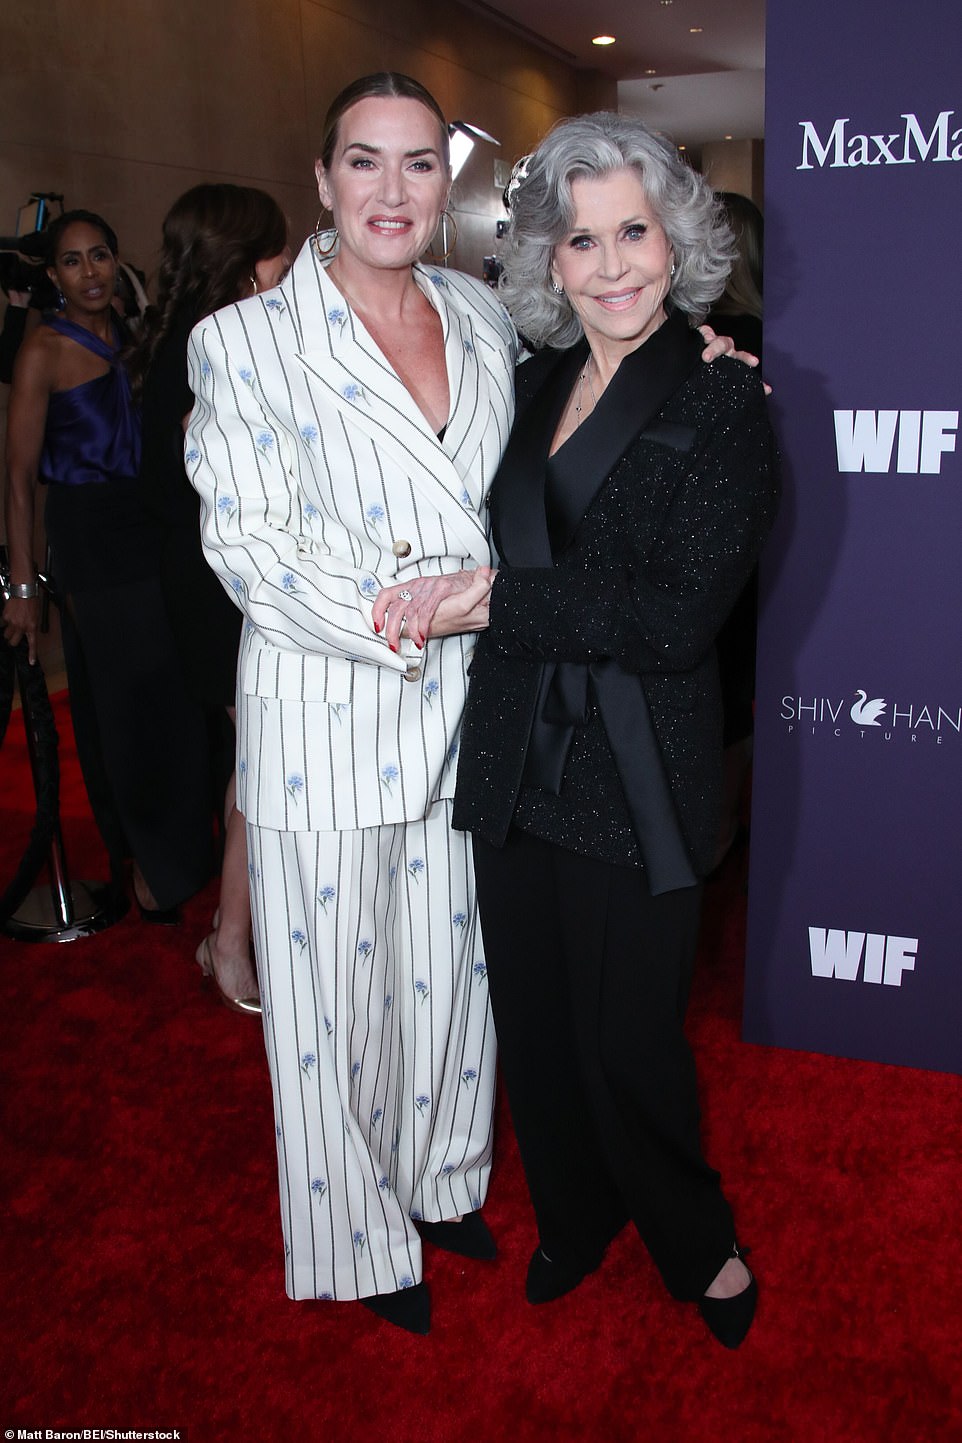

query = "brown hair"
[127, 183, 287, 391]
[710, 192, 763, 321]
[319, 72, 450, 171]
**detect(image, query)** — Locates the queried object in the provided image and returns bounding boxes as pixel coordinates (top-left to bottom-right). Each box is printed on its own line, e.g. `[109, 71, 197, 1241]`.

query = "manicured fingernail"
[373, 621, 381, 633]
[389, 643, 398, 653]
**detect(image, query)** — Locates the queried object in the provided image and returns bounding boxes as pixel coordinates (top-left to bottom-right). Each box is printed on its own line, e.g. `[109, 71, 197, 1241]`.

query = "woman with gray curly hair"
[375, 110, 778, 1347]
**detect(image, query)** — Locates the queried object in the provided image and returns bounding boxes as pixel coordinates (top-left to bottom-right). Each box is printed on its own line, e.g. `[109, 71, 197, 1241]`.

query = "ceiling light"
[592, 34, 616, 45]
[644, 68, 657, 75]
[690, 26, 703, 33]
[724, 134, 733, 141]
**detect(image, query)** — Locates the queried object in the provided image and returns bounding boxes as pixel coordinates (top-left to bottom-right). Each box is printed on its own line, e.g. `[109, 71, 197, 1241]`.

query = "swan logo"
[780, 693, 961, 744]
[809, 928, 917, 987]
[850, 691, 886, 726]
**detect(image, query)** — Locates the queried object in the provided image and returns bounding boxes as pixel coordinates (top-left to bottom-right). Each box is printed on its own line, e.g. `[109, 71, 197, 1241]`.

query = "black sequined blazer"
[452, 311, 780, 879]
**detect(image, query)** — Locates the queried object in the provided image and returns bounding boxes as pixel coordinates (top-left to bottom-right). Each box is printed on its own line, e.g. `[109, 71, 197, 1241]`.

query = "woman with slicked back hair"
[2, 209, 213, 918]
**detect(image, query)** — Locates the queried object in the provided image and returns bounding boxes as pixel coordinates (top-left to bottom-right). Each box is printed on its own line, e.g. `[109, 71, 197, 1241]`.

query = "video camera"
[0, 192, 64, 310]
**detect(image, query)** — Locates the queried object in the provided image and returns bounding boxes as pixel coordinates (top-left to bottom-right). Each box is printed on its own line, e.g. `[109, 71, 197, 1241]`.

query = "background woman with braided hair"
[129, 184, 291, 1011]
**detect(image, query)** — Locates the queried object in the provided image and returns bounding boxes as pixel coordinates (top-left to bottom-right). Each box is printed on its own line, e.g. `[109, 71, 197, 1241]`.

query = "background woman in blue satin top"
[2, 210, 212, 918]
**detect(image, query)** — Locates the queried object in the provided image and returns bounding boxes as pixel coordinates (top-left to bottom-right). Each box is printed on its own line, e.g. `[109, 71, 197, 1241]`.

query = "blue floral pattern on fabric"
[286, 772, 304, 801]
[317, 885, 335, 912]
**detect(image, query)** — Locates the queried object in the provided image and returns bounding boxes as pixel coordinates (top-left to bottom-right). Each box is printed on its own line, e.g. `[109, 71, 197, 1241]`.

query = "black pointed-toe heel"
[360, 1281, 431, 1335]
[525, 1245, 602, 1305]
[698, 1247, 757, 1349]
[418, 1212, 497, 1260]
[138, 899, 181, 925]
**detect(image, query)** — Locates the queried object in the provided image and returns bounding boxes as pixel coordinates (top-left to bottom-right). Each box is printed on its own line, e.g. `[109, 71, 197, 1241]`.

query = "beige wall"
[700, 139, 765, 208]
[0, 0, 600, 290]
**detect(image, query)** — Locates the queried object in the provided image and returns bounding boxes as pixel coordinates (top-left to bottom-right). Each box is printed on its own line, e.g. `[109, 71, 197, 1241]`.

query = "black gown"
[40, 316, 213, 908]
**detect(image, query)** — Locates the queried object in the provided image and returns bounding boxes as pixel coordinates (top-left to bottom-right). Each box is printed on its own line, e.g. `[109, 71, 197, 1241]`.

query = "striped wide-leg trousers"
[247, 799, 495, 1300]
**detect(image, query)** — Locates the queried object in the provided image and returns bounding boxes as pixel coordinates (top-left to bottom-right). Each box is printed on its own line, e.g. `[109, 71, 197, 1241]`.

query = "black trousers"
[46, 481, 215, 910]
[473, 828, 737, 1300]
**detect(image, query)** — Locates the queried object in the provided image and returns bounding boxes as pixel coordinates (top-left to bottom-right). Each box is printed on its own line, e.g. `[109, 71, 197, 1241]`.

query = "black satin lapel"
[490, 346, 586, 568]
[545, 311, 703, 556]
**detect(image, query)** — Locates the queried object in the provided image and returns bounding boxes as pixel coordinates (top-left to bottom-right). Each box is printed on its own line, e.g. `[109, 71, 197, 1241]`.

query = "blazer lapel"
[491, 345, 585, 567]
[545, 310, 703, 555]
[289, 243, 488, 556]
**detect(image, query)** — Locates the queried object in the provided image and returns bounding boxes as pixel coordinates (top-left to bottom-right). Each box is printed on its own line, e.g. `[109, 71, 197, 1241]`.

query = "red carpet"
[1, 695, 960, 1442]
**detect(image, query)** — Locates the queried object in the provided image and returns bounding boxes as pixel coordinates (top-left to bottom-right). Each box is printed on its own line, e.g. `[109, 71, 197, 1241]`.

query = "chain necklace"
[573, 354, 599, 425]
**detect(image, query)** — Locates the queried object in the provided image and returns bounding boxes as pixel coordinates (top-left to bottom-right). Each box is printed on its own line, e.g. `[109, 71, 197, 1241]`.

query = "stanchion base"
[2, 881, 129, 942]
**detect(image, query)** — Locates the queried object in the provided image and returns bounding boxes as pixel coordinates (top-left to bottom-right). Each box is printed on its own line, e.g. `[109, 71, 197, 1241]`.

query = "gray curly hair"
[499, 112, 735, 349]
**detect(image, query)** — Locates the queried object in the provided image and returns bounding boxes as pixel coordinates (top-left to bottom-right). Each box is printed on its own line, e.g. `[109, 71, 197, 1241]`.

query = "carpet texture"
[1, 694, 960, 1442]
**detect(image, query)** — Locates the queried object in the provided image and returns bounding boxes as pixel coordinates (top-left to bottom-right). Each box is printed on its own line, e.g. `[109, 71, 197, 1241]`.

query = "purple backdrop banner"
[743, 0, 962, 1072]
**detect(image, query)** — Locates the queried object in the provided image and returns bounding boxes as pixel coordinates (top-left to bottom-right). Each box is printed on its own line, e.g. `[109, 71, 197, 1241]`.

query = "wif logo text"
[809, 927, 917, 986]
[834, 410, 958, 473]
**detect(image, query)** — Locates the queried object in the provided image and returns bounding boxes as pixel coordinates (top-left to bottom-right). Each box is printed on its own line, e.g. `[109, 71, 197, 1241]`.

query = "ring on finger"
[398, 589, 413, 601]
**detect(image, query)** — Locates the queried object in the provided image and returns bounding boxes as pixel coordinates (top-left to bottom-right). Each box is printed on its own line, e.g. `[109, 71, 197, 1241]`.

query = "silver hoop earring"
[249, 273, 258, 295]
[551, 281, 564, 296]
[670, 262, 676, 278]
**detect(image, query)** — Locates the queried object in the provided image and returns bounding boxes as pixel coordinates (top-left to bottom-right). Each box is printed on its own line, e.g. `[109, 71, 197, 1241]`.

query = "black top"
[139, 314, 242, 707]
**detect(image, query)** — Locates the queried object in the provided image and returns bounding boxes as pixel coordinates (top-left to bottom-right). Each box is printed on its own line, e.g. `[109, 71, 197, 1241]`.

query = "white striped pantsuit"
[248, 799, 495, 1300]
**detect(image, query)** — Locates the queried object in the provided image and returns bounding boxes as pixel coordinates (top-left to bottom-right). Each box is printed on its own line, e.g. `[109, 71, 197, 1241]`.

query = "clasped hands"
[372, 566, 496, 652]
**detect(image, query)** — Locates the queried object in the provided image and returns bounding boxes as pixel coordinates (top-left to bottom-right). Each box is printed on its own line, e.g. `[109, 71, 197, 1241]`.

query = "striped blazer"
[185, 236, 517, 833]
